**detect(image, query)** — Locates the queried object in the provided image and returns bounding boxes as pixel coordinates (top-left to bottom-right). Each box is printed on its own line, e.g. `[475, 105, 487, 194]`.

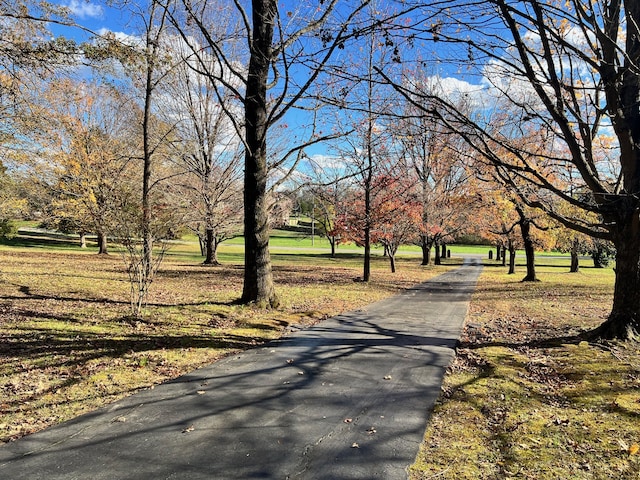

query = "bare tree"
[387, 0, 640, 339]
[159, 37, 244, 265]
[163, 0, 374, 306]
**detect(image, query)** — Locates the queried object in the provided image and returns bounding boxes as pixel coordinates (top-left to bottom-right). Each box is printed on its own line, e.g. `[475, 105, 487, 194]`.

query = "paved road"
[0, 262, 482, 480]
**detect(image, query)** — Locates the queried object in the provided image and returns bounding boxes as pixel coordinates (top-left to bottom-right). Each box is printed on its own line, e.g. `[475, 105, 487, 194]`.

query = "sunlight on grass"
[0, 235, 450, 443]
[411, 264, 640, 480]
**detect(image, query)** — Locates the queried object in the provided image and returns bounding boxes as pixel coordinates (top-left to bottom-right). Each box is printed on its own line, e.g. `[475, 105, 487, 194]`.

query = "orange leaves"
[618, 439, 640, 456]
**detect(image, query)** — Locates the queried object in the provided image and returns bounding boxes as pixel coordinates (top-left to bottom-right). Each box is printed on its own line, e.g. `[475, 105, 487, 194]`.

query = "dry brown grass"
[0, 242, 449, 444]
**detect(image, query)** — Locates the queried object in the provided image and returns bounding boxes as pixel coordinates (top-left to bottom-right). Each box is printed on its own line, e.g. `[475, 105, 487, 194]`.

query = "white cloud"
[307, 154, 349, 172]
[415, 75, 491, 111]
[67, 0, 103, 19]
[97, 28, 143, 48]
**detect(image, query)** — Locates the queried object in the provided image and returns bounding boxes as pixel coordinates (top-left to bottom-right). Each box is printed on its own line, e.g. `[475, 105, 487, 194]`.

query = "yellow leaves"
[558, 18, 570, 35]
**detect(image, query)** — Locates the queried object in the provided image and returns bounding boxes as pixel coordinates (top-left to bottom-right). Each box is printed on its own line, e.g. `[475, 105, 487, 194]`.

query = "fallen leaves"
[618, 439, 640, 456]
[1, 236, 450, 446]
[413, 266, 640, 480]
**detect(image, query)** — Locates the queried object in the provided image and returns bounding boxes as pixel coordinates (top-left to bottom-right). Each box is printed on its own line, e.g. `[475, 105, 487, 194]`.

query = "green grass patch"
[410, 265, 640, 480]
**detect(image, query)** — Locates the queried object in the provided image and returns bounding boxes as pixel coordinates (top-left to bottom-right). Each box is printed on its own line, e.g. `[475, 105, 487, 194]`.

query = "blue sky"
[52, 0, 130, 41]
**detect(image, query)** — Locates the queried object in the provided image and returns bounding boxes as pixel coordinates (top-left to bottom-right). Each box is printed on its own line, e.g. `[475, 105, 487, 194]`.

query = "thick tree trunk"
[419, 235, 431, 265]
[329, 237, 336, 258]
[590, 216, 640, 340]
[587, 1, 640, 339]
[97, 230, 108, 255]
[242, 163, 277, 306]
[496, 242, 501, 261]
[203, 228, 220, 265]
[434, 240, 441, 265]
[501, 246, 507, 266]
[420, 240, 431, 265]
[570, 252, 579, 273]
[240, 0, 279, 307]
[441, 242, 447, 259]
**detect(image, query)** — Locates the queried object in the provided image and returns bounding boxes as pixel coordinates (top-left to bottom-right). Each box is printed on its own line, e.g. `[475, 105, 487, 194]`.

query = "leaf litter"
[0, 248, 448, 444]
[411, 265, 640, 480]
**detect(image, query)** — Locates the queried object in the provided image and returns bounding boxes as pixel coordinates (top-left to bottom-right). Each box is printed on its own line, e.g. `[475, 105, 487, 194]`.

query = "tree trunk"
[329, 237, 336, 258]
[441, 242, 447, 259]
[97, 230, 108, 255]
[569, 238, 580, 273]
[501, 246, 507, 266]
[141, 7, 157, 290]
[570, 252, 579, 273]
[508, 240, 516, 274]
[203, 228, 219, 265]
[496, 242, 501, 261]
[363, 224, 371, 281]
[520, 218, 538, 281]
[389, 253, 396, 273]
[211, 238, 221, 265]
[592, 250, 605, 268]
[240, 0, 279, 307]
[198, 234, 206, 256]
[434, 240, 441, 265]
[420, 238, 430, 265]
[587, 1, 640, 339]
[590, 216, 640, 340]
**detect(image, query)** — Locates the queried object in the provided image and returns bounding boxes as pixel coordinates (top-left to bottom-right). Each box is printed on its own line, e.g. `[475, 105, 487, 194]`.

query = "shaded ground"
[0, 246, 452, 444]
[0, 263, 482, 480]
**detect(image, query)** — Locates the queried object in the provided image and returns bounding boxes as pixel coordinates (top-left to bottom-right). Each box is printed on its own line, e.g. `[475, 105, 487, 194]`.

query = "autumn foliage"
[333, 174, 422, 272]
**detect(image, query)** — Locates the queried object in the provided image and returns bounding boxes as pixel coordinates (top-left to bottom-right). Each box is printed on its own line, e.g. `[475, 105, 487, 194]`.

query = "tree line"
[0, 0, 638, 340]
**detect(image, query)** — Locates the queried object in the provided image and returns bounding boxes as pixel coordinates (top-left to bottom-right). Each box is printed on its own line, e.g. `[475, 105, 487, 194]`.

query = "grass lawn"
[2, 228, 637, 480]
[0, 229, 453, 443]
[410, 262, 640, 479]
